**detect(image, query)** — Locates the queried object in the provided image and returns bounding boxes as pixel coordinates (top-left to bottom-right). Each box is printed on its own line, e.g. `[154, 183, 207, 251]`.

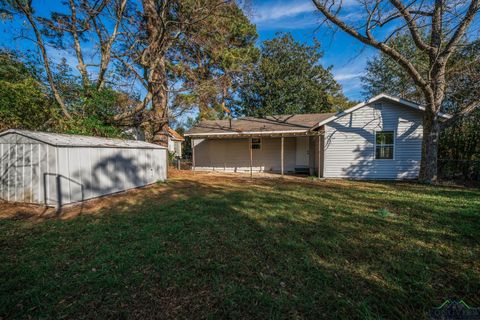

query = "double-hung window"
[375, 131, 394, 159]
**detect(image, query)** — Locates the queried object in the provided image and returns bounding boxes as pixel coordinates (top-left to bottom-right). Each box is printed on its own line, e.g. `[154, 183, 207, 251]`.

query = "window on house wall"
[251, 138, 261, 150]
[375, 131, 394, 159]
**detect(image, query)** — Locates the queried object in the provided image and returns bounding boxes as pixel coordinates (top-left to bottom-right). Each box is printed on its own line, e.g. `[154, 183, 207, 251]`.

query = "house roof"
[184, 113, 336, 137]
[166, 126, 185, 141]
[184, 93, 454, 138]
[0, 129, 166, 149]
[312, 93, 452, 129]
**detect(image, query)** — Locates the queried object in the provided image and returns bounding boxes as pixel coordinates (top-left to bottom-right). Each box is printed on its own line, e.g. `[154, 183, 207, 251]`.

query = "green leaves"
[0, 78, 55, 130]
[236, 33, 351, 117]
[171, 2, 258, 119]
[0, 51, 56, 130]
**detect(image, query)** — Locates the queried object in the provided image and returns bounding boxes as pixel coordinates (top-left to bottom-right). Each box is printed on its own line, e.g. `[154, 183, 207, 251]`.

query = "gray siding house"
[185, 94, 450, 180]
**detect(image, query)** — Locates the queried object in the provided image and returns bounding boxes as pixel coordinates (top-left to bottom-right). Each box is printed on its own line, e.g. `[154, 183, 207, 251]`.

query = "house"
[0, 130, 167, 207]
[184, 94, 450, 180]
[123, 125, 184, 158]
[166, 126, 184, 158]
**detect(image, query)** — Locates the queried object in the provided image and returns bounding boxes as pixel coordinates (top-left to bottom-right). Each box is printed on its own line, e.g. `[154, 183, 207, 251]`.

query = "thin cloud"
[252, 0, 361, 25]
[252, 1, 315, 23]
[334, 71, 363, 81]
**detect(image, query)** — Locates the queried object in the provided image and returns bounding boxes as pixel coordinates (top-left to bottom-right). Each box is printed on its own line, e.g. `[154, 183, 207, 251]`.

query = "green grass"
[1, 174, 479, 319]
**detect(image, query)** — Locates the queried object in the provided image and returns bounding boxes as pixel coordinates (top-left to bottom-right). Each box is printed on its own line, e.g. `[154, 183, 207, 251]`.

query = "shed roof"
[0, 129, 166, 149]
[185, 113, 336, 137]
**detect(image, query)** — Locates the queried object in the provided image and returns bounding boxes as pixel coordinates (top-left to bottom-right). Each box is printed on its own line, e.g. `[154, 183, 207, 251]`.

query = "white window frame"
[250, 138, 262, 150]
[374, 130, 395, 160]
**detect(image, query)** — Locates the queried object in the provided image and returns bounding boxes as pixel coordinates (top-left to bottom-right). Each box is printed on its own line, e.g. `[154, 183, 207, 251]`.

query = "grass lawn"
[0, 171, 479, 319]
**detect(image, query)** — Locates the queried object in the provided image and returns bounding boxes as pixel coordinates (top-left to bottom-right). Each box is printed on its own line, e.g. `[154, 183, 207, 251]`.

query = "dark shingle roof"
[185, 113, 336, 136]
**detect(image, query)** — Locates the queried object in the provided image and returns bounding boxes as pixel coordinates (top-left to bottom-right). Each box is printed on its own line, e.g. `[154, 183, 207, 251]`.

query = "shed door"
[295, 137, 309, 167]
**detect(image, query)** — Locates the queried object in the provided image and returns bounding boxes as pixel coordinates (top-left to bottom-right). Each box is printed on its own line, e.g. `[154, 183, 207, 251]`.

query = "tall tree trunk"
[95, 0, 127, 89]
[150, 56, 169, 147]
[141, 0, 169, 147]
[19, 1, 72, 119]
[419, 58, 447, 183]
[419, 106, 440, 183]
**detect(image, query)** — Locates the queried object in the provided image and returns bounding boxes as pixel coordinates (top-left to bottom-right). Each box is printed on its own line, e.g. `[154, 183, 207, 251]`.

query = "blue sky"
[0, 0, 374, 102]
[1, 0, 479, 103]
[251, 0, 374, 101]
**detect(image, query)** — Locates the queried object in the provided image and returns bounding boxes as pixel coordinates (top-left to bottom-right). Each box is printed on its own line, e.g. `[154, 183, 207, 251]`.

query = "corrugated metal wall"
[0, 133, 166, 206]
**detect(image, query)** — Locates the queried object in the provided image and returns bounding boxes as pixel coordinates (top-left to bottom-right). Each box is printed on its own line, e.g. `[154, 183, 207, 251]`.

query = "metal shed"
[0, 129, 167, 207]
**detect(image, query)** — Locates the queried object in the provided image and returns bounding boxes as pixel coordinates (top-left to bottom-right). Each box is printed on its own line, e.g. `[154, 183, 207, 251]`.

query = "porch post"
[281, 135, 284, 176]
[249, 137, 253, 178]
[309, 135, 315, 176]
[318, 134, 321, 179]
[192, 138, 196, 175]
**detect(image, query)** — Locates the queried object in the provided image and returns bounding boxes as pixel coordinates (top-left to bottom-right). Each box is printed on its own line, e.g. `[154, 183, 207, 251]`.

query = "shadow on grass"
[0, 173, 479, 319]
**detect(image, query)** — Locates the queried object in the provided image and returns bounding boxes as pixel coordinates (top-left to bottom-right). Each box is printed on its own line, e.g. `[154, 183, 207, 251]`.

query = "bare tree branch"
[311, 0, 431, 97]
[389, 0, 435, 54]
[14, 0, 72, 119]
[69, 0, 90, 87]
[441, 0, 480, 59]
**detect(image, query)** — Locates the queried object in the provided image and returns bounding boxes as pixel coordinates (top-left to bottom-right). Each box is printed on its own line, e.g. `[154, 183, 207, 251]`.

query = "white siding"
[174, 141, 182, 158]
[168, 138, 175, 153]
[167, 138, 182, 158]
[193, 137, 297, 172]
[0, 133, 167, 206]
[323, 100, 423, 179]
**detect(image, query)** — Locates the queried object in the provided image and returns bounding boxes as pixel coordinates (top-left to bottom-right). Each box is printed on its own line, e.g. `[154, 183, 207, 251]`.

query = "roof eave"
[311, 93, 452, 129]
[184, 129, 315, 138]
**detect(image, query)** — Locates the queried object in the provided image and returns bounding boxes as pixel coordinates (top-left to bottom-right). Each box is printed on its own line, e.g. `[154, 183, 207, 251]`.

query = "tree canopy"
[362, 34, 480, 180]
[236, 33, 351, 117]
[0, 0, 261, 142]
[0, 51, 57, 131]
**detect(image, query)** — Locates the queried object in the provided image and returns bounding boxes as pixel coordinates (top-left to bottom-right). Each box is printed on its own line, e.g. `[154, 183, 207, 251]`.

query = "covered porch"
[191, 129, 325, 178]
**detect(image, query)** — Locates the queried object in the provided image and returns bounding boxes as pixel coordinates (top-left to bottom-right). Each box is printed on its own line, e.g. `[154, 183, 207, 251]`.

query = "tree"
[1, 0, 163, 137]
[362, 33, 425, 102]
[362, 35, 480, 180]
[114, 0, 257, 145]
[0, 51, 57, 130]
[0, 0, 132, 125]
[1, 0, 73, 118]
[311, 0, 480, 183]
[171, 2, 259, 120]
[236, 33, 350, 117]
[38, 0, 127, 90]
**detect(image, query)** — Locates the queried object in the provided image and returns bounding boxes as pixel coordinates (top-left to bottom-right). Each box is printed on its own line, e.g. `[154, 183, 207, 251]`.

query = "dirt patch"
[0, 169, 412, 222]
[0, 170, 322, 222]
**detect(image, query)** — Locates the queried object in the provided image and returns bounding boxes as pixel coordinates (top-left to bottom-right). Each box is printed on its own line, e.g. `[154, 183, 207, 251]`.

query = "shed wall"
[323, 100, 423, 179]
[0, 134, 56, 204]
[0, 133, 166, 206]
[53, 147, 166, 205]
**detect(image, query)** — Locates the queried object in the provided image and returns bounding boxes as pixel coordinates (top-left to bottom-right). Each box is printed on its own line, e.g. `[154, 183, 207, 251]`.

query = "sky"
[250, 0, 374, 101]
[3, 1, 478, 104]
[0, 0, 375, 102]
